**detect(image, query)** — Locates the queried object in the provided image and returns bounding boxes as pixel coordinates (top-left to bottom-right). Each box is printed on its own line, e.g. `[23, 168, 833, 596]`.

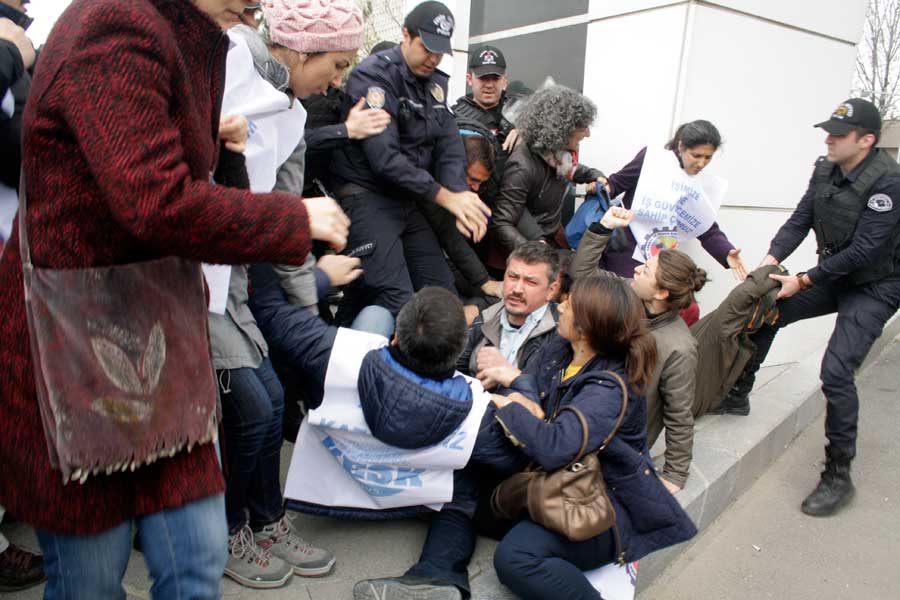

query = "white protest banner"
[629, 145, 727, 263]
[222, 31, 306, 193]
[201, 264, 231, 315]
[586, 561, 639, 600]
[285, 328, 491, 510]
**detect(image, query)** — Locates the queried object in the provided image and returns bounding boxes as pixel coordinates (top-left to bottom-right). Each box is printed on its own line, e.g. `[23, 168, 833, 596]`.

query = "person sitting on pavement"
[489, 85, 605, 260]
[354, 276, 697, 600]
[572, 206, 707, 494]
[248, 267, 473, 450]
[330, 1, 491, 325]
[457, 241, 560, 384]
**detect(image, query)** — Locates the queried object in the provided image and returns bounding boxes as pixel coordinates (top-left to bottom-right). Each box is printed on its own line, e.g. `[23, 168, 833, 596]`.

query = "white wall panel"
[588, 0, 685, 21]
[707, 0, 867, 44]
[677, 4, 859, 211]
[578, 4, 689, 176]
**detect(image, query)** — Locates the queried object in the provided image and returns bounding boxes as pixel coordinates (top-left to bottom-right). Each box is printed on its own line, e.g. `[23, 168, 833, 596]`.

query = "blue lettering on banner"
[322, 436, 425, 497]
[441, 430, 467, 450]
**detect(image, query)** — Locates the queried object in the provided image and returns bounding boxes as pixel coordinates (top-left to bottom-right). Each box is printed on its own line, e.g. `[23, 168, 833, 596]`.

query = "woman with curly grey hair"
[489, 85, 606, 256]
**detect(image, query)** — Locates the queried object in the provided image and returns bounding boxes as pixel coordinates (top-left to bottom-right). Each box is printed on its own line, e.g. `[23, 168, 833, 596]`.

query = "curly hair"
[516, 85, 596, 155]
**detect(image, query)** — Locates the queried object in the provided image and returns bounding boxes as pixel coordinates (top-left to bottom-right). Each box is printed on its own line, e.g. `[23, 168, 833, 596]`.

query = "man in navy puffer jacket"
[249, 263, 475, 452]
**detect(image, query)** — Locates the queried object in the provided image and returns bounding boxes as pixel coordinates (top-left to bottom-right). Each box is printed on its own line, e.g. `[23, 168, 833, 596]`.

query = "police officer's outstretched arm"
[761, 168, 819, 267]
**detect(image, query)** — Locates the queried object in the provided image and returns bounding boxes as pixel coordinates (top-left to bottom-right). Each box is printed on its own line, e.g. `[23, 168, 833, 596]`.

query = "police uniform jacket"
[768, 149, 900, 305]
[331, 45, 467, 201]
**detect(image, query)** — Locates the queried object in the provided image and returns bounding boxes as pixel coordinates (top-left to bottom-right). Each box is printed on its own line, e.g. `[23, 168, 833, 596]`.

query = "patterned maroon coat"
[0, 0, 315, 535]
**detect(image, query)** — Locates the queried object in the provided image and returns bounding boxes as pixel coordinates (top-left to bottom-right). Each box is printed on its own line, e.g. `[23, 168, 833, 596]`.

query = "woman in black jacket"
[481, 276, 697, 600]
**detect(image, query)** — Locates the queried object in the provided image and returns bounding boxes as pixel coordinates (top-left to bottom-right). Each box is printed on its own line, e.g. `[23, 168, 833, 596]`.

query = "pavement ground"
[638, 338, 900, 600]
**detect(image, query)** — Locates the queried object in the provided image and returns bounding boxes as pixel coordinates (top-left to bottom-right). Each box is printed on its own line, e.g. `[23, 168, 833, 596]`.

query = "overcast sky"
[25, 1, 71, 47]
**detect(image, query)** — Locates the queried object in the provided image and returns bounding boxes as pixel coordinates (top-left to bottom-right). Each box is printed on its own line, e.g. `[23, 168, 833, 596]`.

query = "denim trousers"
[493, 520, 615, 600]
[406, 408, 528, 594]
[36, 494, 227, 600]
[219, 357, 285, 532]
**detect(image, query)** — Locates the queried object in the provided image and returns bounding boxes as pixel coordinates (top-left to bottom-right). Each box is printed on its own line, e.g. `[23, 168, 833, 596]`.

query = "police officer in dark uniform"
[331, 1, 490, 322]
[453, 46, 517, 148]
[452, 45, 520, 205]
[721, 98, 900, 517]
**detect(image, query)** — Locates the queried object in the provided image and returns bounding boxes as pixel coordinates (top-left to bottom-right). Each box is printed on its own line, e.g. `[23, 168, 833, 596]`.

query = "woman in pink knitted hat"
[209, 0, 392, 591]
[259, 0, 365, 97]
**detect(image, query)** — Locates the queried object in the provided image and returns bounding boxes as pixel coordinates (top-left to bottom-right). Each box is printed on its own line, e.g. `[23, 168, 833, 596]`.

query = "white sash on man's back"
[284, 328, 491, 511]
[628, 145, 727, 263]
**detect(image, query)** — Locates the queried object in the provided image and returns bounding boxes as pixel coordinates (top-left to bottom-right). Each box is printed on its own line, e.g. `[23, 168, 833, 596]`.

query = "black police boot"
[711, 389, 750, 415]
[801, 448, 855, 517]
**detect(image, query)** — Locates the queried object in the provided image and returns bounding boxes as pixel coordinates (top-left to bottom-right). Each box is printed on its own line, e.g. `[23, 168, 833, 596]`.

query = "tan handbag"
[490, 370, 629, 542]
[18, 170, 219, 484]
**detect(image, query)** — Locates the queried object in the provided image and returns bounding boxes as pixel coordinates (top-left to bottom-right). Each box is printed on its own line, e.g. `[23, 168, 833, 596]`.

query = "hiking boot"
[801, 449, 855, 517]
[711, 389, 750, 416]
[254, 514, 335, 577]
[353, 576, 462, 600]
[224, 525, 292, 589]
[0, 543, 46, 592]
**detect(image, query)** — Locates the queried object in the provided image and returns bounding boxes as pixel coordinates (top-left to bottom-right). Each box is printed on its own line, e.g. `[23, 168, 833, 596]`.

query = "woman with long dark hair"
[481, 276, 697, 600]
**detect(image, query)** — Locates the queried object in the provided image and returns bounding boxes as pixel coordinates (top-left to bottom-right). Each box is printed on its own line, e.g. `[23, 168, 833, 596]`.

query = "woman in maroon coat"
[598, 120, 748, 282]
[0, 0, 349, 597]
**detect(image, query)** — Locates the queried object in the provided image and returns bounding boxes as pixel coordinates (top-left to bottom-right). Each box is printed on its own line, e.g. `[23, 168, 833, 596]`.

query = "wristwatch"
[796, 272, 812, 290]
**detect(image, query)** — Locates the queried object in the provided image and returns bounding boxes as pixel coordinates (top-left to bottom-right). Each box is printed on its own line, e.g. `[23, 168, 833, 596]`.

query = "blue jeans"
[351, 305, 395, 338]
[405, 410, 528, 593]
[218, 358, 285, 532]
[493, 520, 615, 600]
[36, 494, 227, 600]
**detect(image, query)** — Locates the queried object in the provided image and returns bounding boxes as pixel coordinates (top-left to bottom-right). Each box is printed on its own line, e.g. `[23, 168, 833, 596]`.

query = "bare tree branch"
[854, 0, 900, 118]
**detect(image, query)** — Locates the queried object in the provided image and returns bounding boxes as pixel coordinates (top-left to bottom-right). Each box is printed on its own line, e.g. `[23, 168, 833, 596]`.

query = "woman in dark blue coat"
[480, 276, 697, 599]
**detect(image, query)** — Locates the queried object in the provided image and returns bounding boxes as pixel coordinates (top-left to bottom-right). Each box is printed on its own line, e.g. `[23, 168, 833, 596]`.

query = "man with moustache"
[456, 241, 560, 382]
[331, 1, 491, 325]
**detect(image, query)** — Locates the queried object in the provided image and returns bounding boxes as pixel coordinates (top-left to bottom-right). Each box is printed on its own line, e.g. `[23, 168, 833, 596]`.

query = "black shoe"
[0, 543, 46, 592]
[801, 450, 855, 517]
[711, 390, 750, 416]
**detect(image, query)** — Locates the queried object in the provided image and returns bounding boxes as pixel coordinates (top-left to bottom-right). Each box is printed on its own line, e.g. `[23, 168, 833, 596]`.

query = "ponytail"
[656, 249, 707, 311]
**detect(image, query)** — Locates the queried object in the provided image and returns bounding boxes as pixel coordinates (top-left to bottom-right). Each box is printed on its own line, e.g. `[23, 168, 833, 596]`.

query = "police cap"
[404, 1, 455, 55]
[468, 45, 506, 77]
[815, 98, 882, 136]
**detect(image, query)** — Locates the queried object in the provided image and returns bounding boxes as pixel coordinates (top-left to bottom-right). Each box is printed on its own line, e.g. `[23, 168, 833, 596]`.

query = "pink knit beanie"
[260, 0, 364, 54]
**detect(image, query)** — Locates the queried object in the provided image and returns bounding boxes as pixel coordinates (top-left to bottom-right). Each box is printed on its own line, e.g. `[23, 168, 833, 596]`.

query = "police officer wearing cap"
[452, 45, 520, 210]
[453, 45, 518, 151]
[330, 0, 490, 322]
[722, 98, 900, 517]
